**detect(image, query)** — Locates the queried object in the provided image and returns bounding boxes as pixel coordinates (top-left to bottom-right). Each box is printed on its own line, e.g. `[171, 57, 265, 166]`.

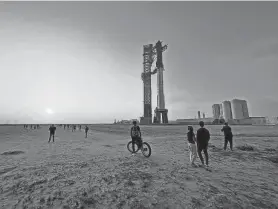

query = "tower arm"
[162, 44, 168, 52]
[151, 68, 157, 75]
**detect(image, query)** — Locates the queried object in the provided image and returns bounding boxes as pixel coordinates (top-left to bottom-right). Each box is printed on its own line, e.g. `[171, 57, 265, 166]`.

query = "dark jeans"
[131, 136, 142, 152]
[85, 131, 88, 138]
[197, 143, 209, 166]
[49, 133, 55, 142]
[224, 137, 233, 150]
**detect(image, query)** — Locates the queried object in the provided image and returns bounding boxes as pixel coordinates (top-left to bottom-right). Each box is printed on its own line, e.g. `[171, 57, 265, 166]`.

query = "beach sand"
[0, 124, 278, 209]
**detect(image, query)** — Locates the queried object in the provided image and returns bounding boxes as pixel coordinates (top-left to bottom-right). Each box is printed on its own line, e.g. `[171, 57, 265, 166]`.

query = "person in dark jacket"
[48, 124, 56, 143]
[187, 126, 197, 167]
[196, 121, 210, 168]
[130, 120, 142, 154]
[85, 126, 89, 138]
[221, 122, 233, 151]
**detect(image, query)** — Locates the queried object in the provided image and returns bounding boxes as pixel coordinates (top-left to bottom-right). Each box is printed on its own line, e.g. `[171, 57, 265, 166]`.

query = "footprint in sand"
[0, 166, 17, 175]
[103, 145, 114, 148]
[1, 150, 25, 155]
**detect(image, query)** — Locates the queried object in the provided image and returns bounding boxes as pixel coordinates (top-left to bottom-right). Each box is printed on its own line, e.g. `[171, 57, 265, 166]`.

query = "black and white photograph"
[0, 1, 278, 209]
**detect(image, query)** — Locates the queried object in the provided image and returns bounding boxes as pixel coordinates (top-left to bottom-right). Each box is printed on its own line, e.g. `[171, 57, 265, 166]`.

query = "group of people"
[24, 124, 40, 129]
[42, 120, 233, 168]
[129, 120, 233, 169]
[48, 124, 89, 143]
[186, 121, 233, 168]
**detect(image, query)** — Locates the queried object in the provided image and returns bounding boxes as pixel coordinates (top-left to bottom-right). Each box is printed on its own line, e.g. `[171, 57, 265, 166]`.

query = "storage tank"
[219, 104, 223, 119]
[241, 100, 249, 118]
[222, 101, 233, 121]
[212, 104, 221, 119]
[198, 111, 201, 119]
[231, 99, 244, 119]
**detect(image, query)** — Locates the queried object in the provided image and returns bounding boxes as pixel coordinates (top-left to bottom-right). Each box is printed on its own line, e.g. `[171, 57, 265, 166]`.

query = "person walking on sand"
[48, 124, 56, 143]
[130, 120, 142, 155]
[85, 125, 89, 138]
[196, 121, 210, 168]
[187, 126, 197, 167]
[221, 122, 233, 151]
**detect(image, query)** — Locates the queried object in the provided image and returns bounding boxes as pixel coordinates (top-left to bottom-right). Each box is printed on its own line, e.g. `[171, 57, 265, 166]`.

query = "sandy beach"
[1, 124, 278, 209]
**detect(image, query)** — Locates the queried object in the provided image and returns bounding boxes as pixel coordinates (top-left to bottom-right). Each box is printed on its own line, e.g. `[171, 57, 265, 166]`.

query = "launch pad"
[140, 41, 168, 125]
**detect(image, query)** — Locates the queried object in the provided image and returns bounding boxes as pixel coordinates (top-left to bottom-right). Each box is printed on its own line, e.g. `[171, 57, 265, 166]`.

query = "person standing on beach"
[130, 120, 142, 155]
[187, 126, 197, 167]
[221, 122, 233, 151]
[85, 126, 89, 138]
[48, 124, 56, 143]
[196, 121, 210, 168]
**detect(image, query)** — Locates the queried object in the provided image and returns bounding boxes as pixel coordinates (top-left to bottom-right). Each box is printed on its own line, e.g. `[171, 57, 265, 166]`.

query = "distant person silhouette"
[221, 122, 233, 151]
[196, 121, 210, 168]
[79, 125, 81, 131]
[48, 124, 56, 143]
[85, 126, 89, 138]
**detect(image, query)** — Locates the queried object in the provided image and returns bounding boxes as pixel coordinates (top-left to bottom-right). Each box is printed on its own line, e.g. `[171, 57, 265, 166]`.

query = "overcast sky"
[0, 2, 278, 123]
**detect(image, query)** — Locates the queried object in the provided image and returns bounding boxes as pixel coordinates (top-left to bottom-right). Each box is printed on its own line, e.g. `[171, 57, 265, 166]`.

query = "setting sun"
[45, 108, 54, 115]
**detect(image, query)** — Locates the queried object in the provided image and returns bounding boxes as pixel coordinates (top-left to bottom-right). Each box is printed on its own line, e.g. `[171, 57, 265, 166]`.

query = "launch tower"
[140, 41, 168, 125]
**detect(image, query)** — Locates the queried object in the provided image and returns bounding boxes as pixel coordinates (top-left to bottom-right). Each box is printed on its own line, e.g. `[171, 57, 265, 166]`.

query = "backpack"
[131, 126, 139, 137]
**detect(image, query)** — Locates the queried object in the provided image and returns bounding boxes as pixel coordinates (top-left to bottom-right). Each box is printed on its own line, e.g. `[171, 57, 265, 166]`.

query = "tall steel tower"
[140, 41, 168, 125]
[140, 44, 155, 125]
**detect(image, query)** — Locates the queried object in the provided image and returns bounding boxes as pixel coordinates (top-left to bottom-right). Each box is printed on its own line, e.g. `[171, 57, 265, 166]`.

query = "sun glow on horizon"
[45, 108, 54, 115]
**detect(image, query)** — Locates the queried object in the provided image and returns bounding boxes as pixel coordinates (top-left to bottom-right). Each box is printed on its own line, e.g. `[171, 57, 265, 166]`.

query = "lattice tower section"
[141, 44, 153, 119]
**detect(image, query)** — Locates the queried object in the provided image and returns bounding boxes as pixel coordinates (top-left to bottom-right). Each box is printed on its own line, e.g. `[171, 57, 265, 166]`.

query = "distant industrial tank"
[231, 99, 244, 119]
[212, 104, 221, 119]
[198, 111, 201, 119]
[241, 100, 249, 118]
[222, 101, 233, 121]
[219, 104, 223, 119]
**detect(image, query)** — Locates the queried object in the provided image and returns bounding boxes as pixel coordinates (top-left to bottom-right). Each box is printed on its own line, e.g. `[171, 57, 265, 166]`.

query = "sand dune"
[0, 124, 278, 209]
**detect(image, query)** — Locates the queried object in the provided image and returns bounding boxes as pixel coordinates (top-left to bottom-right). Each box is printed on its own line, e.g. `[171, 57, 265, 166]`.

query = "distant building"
[249, 117, 267, 125]
[176, 117, 214, 125]
[241, 100, 249, 118]
[231, 99, 249, 120]
[212, 104, 221, 119]
[219, 104, 223, 119]
[197, 111, 201, 119]
[266, 116, 278, 125]
[222, 101, 233, 121]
